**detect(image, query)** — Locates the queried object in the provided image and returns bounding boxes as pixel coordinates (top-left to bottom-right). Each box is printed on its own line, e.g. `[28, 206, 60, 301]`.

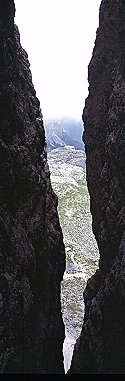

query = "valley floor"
[48, 146, 99, 372]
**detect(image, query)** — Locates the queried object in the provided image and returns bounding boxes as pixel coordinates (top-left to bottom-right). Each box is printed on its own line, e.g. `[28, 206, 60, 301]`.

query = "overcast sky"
[15, 0, 101, 120]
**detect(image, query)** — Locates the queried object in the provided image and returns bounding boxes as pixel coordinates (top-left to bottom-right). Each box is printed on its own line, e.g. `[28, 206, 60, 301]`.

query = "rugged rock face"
[69, 0, 125, 374]
[45, 118, 84, 152]
[0, 0, 65, 374]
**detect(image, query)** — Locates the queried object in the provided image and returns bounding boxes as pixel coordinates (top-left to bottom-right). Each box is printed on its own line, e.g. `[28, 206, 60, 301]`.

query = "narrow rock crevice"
[1, 0, 125, 375]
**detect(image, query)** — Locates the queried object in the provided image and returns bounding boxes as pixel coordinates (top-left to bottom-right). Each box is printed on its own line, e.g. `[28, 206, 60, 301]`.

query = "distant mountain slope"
[44, 118, 84, 151]
[59, 117, 84, 142]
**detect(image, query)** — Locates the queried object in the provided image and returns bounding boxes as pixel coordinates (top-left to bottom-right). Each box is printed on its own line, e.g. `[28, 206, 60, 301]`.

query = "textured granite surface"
[0, 0, 65, 374]
[69, 0, 125, 374]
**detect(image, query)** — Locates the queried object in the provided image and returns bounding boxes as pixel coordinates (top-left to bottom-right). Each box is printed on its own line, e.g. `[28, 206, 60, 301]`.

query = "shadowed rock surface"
[0, 0, 65, 374]
[69, 0, 125, 374]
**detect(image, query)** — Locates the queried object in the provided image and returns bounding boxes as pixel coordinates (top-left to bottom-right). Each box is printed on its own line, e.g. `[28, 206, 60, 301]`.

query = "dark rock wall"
[69, 0, 125, 374]
[0, 0, 65, 374]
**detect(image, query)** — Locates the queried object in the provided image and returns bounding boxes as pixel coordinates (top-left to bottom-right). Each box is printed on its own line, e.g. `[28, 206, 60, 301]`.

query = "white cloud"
[15, 0, 101, 119]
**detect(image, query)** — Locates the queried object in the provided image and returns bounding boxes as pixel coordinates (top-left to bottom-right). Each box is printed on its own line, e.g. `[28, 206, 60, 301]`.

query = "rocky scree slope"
[69, 0, 125, 374]
[0, 0, 65, 374]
